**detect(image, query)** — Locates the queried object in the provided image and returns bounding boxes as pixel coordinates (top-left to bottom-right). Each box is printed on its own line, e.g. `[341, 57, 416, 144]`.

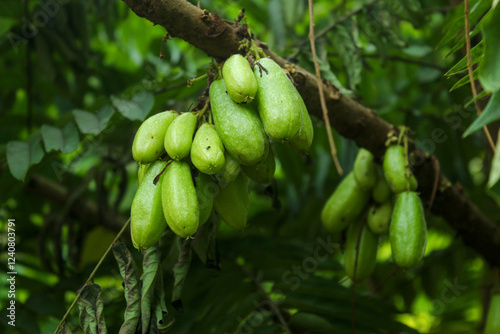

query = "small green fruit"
[164, 112, 197, 160]
[214, 172, 249, 229]
[210, 79, 268, 166]
[241, 144, 276, 184]
[253, 58, 302, 142]
[161, 161, 199, 238]
[191, 123, 225, 174]
[132, 111, 178, 163]
[131, 161, 168, 250]
[222, 54, 258, 103]
[321, 173, 370, 233]
[367, 201, 392, 234]
[353, 148, 377, 191]
[390, 191, 427, 268]
[344, 220, 379, 281]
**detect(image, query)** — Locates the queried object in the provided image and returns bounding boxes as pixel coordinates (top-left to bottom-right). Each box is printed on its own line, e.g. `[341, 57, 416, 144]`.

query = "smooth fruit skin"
[353, 148, 377, 191]
[131, 161, 168, 251]
[321, 173, 370, 233]
[390, 191, 427, 268]
[372, 169, 392, 203]
[161, 161, 199, 238]
[214, 172, 249, 229]
[253, 58, 302, 142]
[191, 123, 225, 174]
[241, 144, 276, 184]
[367, 201, 392, 234]
[485, 293, 500, 334]
[210, 79, 268, 166]
[289, 92, 314, 154]
[132, 111, 178, 163]
[383, 145, 417, 194]
[137, 163, 150, 185]
[196, 173, 215, 225]
[164, 112, 197, 160]
[344, 220, 379, 281]
[217, 152, 241, 184]
[222, 54, 258, 103]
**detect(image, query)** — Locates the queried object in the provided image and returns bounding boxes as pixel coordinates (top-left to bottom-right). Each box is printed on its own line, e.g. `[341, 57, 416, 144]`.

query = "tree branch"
[121, 0, 500, 266]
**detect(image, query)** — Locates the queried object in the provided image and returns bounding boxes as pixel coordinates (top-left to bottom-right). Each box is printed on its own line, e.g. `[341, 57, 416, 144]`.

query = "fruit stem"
[53, 218, 132, 334]
[187, 73, 208, 87]
[196, 97, 210, 120]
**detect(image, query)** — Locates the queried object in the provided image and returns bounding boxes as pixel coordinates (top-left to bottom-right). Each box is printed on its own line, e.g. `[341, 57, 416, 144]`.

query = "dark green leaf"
[463, 91, 500, 137]
[112, 243, 141, 334]
[153, 270, 175, 331]
[141, 244, 161, 334]
[191, 220, 218, 267]
[450, 69, 478, 91]
[73, 105, 115, 135]
[289, 312, 335, 333]
[172, 238, 193, 307]
[488, 128, 500, 189]
[445, 41, 483, 77]
[77, 283, 107, 334]
[41, 122, 79, 154]
[6, 138, 44, 181]
[111, 92, 154, 121]
[478, 4, 500, 92]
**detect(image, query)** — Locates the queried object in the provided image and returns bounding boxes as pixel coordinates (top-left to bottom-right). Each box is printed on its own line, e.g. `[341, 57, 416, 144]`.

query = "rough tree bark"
[122, 0, 500, 266]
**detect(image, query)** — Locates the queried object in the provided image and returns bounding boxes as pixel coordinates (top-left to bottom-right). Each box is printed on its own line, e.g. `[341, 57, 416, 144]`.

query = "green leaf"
[478, 4, 500, 92]
[191, 220, 218, 268]
[112, 243, 141, 334]
[41, 122, 79, 154]
[289, 312, 335, 333]
[445, 41, 483, 77]
[77, 284, 107, 334]
[73, 105, 115, 135]
[111, 92, 154, 121]
[6, 138, 44, 181]
[152, 270, 174, 331]
[463, 91, 500, 137]
[172, 238, 193, 307]
[488, 129, 500, 188]
[141, 244, 160, 334]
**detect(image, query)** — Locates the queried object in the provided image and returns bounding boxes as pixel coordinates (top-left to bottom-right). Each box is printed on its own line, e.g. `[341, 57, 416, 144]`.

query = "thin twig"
[290, 0, 379, 60]
[235, 260, 292, 333]
[308, 0, 343, 175]
[54, 218, 132, 334]
[464, 0, 496, 152]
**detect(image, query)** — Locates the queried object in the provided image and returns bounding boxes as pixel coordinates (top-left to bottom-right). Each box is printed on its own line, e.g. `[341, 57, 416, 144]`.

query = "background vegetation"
[0, 0, 499, 333]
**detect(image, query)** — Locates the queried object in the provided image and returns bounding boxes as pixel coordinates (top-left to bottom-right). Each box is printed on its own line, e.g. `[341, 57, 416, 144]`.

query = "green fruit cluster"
[129, 55, 314, 250]
[321, 146, 428, 281]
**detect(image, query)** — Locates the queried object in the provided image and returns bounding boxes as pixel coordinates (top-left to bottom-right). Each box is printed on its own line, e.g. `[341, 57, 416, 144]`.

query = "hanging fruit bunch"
[321, 128, 427, 281]
[129, 41, 314, 250]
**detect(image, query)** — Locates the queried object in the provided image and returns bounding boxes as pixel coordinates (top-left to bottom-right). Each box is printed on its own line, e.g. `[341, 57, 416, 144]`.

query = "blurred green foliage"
[0, 0, 499, 333]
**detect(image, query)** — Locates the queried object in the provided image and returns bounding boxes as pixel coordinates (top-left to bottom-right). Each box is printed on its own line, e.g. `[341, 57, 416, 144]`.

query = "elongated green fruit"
[321, 173, 370, 232]
[191, 123, 225, 174]
[164, 112, 197, 160]
[161, 161, 199, 238]
[241, 144, 275, 184]
[131, 161, 167, 250]
[222, 54, 258, 103]
[137, 163, 150, 185]
[354, 148, 377, 191]
[196, 173, 215, 225]
[253, 58, 302, 142]
[217, 152, 241, 184]
[214, 172, 249, 229]
[485, 293, 500, 334]
[390, 191, 427, 268]
[132, 111, 178, 163]
[383, 145, 417, 194]
[344, 220, 379, 281]
[289, 92, 314, 154]
[367, 201, 392, 234]
[372, 168, 392, 203]
[210, 79, 268, 165]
